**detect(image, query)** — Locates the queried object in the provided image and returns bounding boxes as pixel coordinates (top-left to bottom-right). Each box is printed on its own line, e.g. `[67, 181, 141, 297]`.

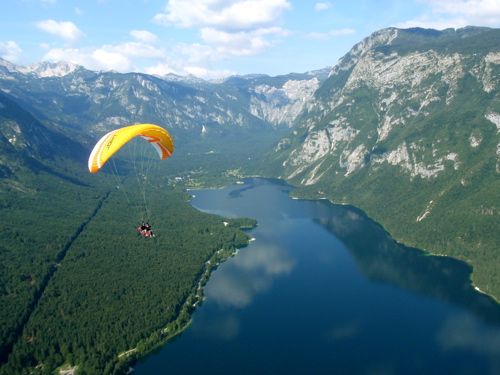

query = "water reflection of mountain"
[315, 204, 500, 325]
[229, 178, 288, 198]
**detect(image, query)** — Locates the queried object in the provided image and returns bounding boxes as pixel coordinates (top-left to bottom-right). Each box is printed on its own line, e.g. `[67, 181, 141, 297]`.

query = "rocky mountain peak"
[333, 28, 399, 74]
[0, 59, 81, 78]
[19, 61, 80, 77]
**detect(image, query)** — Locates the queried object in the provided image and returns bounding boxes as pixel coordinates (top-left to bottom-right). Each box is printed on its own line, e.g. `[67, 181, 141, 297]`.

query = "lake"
[135, 178, 500, 374]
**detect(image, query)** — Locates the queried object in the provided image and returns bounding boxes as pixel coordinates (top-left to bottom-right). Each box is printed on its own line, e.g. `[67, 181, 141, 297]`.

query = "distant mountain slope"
[221, 69, 329, 127]
[269, 26, 500, 300]
[0, 91, 89, 189]
[0, 58, 326, 148]
[0, 91, 86, 159]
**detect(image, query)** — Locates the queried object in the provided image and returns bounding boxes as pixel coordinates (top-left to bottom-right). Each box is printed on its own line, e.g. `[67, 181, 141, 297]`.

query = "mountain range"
[0, 57, 327, 145]
[0, 26, 498, 300]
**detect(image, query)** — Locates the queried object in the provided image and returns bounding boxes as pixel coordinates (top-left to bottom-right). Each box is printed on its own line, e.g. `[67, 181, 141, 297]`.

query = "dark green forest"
[0, 154, 254, 374]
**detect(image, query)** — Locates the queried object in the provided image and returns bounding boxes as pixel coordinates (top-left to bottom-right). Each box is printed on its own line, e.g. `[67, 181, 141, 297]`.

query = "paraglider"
[88, 124, 174, 238]
[88, 123, 174, 174]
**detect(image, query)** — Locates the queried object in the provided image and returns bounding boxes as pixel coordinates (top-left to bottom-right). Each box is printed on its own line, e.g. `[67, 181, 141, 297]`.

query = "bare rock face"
[250, 77, 320, 127]
[276, 27, 500, 186]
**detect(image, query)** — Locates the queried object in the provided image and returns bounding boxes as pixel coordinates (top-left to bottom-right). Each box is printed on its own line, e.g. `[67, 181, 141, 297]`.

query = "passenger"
[137, 222, 154, 238]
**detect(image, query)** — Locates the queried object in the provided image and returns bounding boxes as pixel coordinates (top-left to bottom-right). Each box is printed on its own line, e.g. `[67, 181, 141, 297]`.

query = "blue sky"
[1, 0, 500, 78]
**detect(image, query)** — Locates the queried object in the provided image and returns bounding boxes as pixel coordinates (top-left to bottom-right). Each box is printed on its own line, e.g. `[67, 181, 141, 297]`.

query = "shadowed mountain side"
[0, 91, 89, 167]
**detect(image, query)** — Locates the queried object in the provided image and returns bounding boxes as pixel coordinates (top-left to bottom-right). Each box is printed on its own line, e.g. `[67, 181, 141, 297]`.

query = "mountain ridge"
[0, 57, 325, 149]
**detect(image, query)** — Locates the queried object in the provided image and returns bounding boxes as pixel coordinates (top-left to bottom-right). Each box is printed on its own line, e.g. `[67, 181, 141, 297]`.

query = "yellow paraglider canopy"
[88, 124, 174, 173]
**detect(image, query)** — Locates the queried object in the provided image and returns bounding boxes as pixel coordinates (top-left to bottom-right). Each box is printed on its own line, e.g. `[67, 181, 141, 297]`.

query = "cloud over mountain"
[35, 19, 84, 42]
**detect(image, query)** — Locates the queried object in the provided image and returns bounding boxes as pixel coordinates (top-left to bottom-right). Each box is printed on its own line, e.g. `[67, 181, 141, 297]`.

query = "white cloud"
[398, 0, 500, 29]
[171, 42, 234, 77]
[183, 65, 234, 79]
[144, 56, 235, 79]
[43, 47, 131, 72]
[43, 47, 92, 67]
[42, 37, 168, 72]
[37, 2, 292, 80]
[176, 42, 214, 64]
[92, 49, 131, 71]
[201, 26, 289, 56]
[306, 28, 356, 40]
[151, 1, 293, 77]
[314, 2, 332, 11]
[39, 38, 179, 76]
[35, 20, 84, 42]
[130, 30, 158, 43]
[430, 0, 500, 19]
[43, 47, 88, 64]
[396, 16, 469, 30]
[154, 0, 291, 31]
[144, 62, 176, 76]
[108, 42, 164, 58]
[0, 41, 22, 62]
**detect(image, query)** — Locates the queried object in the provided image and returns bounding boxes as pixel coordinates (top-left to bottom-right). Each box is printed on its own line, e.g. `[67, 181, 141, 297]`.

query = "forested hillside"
[1, 177, 252, 374]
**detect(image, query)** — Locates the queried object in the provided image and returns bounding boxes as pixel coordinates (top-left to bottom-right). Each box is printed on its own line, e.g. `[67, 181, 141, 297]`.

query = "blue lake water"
[135, 178, 500, 374]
